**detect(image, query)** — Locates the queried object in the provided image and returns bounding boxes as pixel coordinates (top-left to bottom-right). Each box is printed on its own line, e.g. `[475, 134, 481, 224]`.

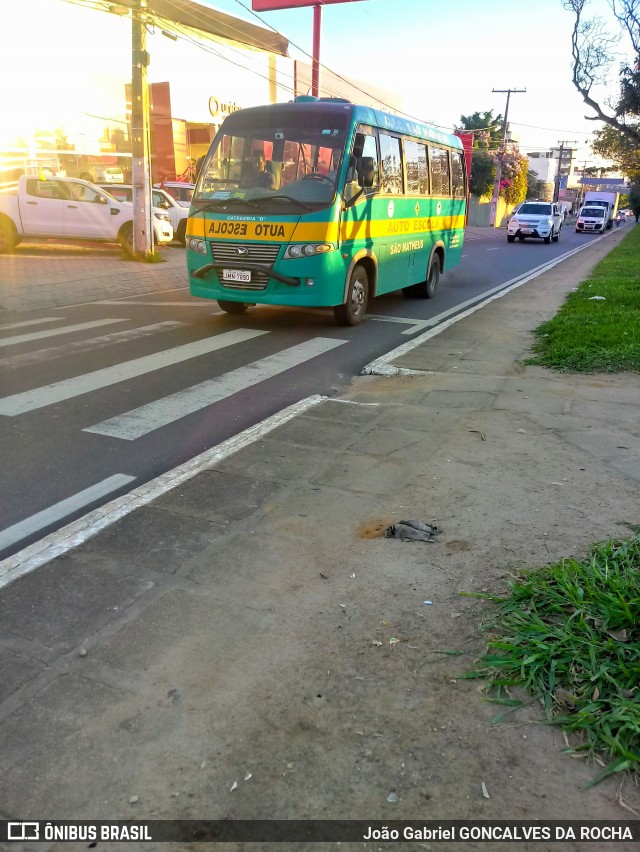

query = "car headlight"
[187, 237, 207, 254]
[545, 219, 553, 227]
[284, 243, 334, 259]
[154, 212, 171, 223]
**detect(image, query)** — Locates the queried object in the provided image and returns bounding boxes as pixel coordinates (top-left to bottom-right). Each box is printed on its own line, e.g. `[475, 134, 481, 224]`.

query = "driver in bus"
[242, 151, 275, 189]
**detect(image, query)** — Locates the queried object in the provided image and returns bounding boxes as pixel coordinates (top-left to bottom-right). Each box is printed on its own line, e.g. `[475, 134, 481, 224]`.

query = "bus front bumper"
[191, 262, 300, 287]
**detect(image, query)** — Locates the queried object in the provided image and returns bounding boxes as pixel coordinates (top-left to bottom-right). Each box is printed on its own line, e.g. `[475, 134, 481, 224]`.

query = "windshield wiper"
[193, 197, 260, 212]
[251, 195, 314, 212]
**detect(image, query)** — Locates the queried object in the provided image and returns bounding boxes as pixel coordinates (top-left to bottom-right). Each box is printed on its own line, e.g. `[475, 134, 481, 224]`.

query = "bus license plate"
[222, 269, 251, 283]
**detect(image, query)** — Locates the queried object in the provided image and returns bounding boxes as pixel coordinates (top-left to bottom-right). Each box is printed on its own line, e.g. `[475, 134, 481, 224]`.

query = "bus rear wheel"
[334, 264, 369, 326]
[403, 254, 440, 299]
[217, 299, 249, 314]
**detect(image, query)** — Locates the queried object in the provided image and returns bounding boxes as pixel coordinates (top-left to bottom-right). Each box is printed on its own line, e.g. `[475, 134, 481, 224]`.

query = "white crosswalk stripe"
[0, 328, 268, 416]
[0, 317, 63, 331]
[85, 337, 347, 440]
[0, 318, 127, 348]
[0, 321, 188, 370]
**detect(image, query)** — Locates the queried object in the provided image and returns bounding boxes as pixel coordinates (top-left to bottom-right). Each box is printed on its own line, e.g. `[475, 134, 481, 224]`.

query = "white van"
[575, 205, 607, 234]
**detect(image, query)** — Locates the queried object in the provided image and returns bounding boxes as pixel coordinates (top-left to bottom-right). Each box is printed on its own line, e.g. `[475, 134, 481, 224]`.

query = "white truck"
[0, 175, 173, 253]
[583, 191, 620, 231]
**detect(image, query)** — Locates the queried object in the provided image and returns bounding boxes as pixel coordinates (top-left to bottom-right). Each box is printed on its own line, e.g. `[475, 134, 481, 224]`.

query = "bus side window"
[379, 134, 402, 194]
[358, 135, 379, 190]
[450, 150, 466, 197]
[405, 140, 419, 194]
[429, 145, 451, 196]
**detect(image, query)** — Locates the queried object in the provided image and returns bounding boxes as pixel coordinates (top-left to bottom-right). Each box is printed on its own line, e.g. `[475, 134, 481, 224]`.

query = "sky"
[0, 0, 628, 170]
[205, 0, 629, 165]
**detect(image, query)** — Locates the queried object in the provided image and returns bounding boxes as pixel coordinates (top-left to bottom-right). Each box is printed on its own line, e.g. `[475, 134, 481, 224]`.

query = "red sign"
[454, 131, 474, 187]
[252, 0, 362, 10]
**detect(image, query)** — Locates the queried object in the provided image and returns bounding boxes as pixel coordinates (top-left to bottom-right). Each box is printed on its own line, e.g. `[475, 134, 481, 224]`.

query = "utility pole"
[131, 0, 154, 257]
[553, 140, 576, 203]
[489, 88, 526, 228]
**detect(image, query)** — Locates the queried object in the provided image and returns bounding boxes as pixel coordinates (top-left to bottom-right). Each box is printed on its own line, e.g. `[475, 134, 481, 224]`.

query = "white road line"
[0, 328, 268, 416]
[85, 337, 348, 440]
[367, 315, 434, 335]
[0, 474, 136, 554]
[0, 318, 126, 348]
[0, 317, 62, 331]
[363, 234, 614, 375]
[0, 321, 188, 370]
[0, 396, 327, 588]
[93, 301, 219, 307]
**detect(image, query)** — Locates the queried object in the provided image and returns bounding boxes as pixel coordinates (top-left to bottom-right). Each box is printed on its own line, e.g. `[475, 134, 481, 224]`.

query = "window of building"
[379, 133, 403, 194]
[429, 146, 451, 196]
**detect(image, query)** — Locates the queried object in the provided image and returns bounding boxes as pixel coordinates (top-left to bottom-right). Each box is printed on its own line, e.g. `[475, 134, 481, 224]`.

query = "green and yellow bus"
[187, 97, 467, 325]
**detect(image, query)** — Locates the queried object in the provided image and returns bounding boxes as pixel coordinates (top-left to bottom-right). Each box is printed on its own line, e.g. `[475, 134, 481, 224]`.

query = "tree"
[562, 0, 640, 147]
[457, 110, 503, 150]
[592, 123, 640, 179]
[527, 169, 546, 200]
[501, 153, 529, 204]
[469, 149, 495, 197]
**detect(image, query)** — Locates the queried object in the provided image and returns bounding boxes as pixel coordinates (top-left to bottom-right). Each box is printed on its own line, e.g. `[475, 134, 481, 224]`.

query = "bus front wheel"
[335, 264, 369, 326]
[218, 299, 249, 315]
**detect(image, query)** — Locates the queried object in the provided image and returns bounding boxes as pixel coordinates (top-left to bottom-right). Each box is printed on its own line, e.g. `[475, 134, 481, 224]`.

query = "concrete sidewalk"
[1, 227, 640, 849]
[0, 243, 187, 314]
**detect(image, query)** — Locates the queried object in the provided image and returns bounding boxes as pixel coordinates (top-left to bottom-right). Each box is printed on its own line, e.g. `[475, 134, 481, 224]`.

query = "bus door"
[376, 132, 412, 291]
[340, 128, 380, 278]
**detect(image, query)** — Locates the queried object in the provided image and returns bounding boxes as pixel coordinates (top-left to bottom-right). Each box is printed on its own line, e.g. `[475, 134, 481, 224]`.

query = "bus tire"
[218, 300, 248, 314]
[0, 217, 18, 253]
[335, 264, 369, 325]
[406, 254, 440, 299]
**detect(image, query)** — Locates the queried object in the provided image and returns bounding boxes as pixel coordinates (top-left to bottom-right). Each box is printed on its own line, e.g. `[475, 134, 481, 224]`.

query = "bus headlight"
[284, 243, 334, 259]
[187, 237, 208, 254]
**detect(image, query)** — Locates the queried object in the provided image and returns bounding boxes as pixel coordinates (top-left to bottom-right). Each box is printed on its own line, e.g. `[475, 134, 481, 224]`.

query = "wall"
[467, 194, 513, 227]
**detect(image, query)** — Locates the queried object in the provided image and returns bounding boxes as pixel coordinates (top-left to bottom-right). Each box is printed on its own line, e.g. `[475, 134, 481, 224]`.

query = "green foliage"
[527, 225, 640, 372]
[469, 149, 495, 197]
[472, 533, 640, 784]
[628, 183, 640, 215]
[592, 124, 640, 182]
[457, 110, 503, 149]
[527, 170, 545, 200]
[501, 153, 528, 204]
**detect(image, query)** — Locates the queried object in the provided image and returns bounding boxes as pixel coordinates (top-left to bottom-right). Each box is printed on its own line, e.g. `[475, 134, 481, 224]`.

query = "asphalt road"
[0, 225, 612, 559]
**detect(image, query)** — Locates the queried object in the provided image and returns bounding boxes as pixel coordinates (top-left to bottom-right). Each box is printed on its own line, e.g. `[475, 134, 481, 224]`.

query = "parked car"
[0, 176, 172, 253]
[79, 165, 124, 184]
[507, 201, 563, 244]
[100, 184, 189, 244]
[575, 205, 607, 234]
[153, 181, 194, 205]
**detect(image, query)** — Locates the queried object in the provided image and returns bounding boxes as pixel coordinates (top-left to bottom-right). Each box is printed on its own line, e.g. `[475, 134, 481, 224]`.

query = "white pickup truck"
[0, 176, 173, 253]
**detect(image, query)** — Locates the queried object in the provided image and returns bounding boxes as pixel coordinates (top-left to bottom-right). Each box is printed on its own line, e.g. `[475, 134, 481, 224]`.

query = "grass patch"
[471, 534, 640, 785]
[527, 226, 640, 372]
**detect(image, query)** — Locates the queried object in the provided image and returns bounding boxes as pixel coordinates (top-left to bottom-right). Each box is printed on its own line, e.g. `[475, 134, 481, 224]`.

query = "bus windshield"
[193, 106, 350, 211]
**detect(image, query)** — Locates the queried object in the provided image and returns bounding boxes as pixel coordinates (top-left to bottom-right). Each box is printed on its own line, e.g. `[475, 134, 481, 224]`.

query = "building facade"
[1, 0, 404, 189]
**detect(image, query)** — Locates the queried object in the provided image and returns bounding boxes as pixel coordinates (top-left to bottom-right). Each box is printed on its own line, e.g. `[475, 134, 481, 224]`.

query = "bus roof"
[222, 97, 463, 150]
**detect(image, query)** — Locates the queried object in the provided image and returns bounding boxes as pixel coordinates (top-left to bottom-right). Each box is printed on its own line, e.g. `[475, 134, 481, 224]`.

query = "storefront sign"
[208, 97, 242, 120]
